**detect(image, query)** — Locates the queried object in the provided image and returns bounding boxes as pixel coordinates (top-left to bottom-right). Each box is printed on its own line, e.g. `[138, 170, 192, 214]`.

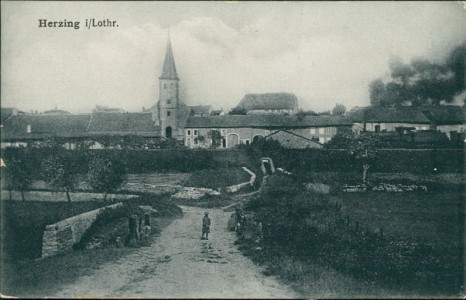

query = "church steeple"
[159, 37, 179, 80]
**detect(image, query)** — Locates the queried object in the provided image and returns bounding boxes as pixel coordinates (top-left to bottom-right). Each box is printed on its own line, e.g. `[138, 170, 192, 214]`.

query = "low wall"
[224, 167, 256, 193]
[41, 202, 123, 258]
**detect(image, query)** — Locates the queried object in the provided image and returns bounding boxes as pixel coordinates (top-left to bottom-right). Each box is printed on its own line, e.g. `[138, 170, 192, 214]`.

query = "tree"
[41, 155, 78, 203]
[208, 130, 222, 149]
[326, 129, 379, 183]
[332, 103, 346, 116]
[2, 158, 32, 201]
[87, 156, 126, 200]
[229, 107, 248, 115]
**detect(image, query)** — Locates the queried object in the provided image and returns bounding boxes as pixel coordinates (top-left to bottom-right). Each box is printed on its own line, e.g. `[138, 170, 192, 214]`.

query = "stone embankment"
[41, 202, 124, 258]
[223, 167, 256, 193]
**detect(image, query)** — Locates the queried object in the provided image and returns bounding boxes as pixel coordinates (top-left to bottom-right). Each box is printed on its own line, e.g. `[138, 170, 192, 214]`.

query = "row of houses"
[1, 104, 464, 150]
[2, 36, 464, 149]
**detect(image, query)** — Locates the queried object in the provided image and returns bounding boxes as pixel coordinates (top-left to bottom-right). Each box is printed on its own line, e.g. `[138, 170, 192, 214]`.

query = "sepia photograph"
[1, 1, 465, 298]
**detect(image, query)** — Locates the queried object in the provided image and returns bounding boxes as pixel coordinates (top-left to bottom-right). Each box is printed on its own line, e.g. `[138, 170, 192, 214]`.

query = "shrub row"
[2, 147, 463, 180]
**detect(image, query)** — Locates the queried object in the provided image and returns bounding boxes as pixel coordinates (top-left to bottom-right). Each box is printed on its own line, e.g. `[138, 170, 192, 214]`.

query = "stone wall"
[41, 202, 123, 258]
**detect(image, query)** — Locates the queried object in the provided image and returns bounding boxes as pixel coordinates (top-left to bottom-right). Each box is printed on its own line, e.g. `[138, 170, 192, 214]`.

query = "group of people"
[200, 208, 262, 242]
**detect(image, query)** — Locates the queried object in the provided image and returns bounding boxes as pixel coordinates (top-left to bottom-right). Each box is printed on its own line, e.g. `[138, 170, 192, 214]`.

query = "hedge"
[1, 147, 463, 180]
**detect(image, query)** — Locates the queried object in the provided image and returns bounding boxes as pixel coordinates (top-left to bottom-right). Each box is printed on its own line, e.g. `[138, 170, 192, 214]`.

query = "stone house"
[235, 93, 299, 115]
[183, 114, 353, 149]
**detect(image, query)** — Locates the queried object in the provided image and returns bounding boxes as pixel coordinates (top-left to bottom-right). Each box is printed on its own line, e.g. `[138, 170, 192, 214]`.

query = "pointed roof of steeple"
[159, 35, 179, 80]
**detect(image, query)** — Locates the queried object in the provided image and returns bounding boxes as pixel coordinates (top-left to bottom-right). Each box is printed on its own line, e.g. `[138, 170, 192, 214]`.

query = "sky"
[1, 1, 465, 113]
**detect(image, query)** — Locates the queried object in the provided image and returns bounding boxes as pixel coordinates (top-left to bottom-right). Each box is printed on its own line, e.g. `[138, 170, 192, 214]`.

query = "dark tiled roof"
[421, 105, 465, 125]
[87, 112, 158, 133]
[348, 105, 465, 125]
[2, 112, 161, 140]
[1, 114, 91, 139]
[189, 105, 212, 115]
[348, 106, 431, 124]
[185, 115, 353, 128]
[236, 93, 298, 110]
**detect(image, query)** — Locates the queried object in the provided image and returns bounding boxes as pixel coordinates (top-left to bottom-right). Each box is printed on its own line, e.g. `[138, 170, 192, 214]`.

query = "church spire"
[159, 34, 179, 80]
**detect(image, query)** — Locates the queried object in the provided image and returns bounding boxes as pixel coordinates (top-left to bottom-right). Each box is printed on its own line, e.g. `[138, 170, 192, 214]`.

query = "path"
[52, 206, 299, 298]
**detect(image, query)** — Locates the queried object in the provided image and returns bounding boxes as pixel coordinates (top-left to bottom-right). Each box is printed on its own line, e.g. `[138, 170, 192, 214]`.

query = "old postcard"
[1, 1, 464, 298]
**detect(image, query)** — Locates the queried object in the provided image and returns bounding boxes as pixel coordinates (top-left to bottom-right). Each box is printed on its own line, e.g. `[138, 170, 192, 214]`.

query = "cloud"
[1, 2, 465, 113]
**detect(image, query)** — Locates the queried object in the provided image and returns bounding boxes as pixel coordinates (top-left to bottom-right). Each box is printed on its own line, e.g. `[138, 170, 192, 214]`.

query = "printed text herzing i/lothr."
[38, 19, 119, 30]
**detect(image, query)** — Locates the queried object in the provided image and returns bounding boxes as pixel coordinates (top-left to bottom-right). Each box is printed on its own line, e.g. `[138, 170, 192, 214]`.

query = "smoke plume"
[369, 44, 465, 106]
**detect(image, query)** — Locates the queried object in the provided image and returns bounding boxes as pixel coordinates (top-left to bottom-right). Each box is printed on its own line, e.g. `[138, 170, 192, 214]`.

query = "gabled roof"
[348, 106, 431, 124]
[236, 93, 298, 111]
[185, 115, 353, 129]
[348, 105, 465, 125]
[159, 38, 179, 80]
[189, 105, 212, 115]
[265, 129, 323, 149]
[87, 112, 158, 133]
[420, 105, 465, 125]
[1, 114, 92, 139]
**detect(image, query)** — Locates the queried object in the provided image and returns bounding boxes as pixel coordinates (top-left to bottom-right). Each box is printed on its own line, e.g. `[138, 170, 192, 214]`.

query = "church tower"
[159, 35, 180, 139]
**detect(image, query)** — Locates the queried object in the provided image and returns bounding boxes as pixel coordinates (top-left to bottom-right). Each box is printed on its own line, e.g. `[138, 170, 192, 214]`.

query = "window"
[167, 111, 171, 116]
[310, 128, 316, 134]
[325, 127, 332, 134]
[245, 139, 250, 145]
[318, 128, 324, 134]
[167, 99, 171, 105]
[194, 130, 198, 136]
[187, 130, 191, 136]
[375, 125, 381, 132]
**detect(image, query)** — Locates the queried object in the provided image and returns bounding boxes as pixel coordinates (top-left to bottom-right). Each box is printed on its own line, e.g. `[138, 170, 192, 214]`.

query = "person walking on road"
[201, 211, 211, 240]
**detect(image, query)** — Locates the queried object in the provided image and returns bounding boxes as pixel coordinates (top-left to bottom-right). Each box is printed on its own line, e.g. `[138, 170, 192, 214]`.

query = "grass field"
[332, 191, 463, 247]
[240, 173, 464, 297]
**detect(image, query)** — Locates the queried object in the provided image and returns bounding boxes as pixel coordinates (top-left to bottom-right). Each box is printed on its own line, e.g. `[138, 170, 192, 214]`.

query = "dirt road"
[52, 206, 299, 298]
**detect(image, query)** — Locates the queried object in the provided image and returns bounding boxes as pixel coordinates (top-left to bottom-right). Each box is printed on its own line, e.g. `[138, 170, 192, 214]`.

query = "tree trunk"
[66, 188, 71, 203]
[21, 190, 25, 201]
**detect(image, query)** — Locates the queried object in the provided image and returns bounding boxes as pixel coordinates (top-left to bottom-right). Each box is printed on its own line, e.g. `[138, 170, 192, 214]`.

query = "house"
[235, 93, 299, 115]
[183, 114, 353, 149]
[210, 109, 226, 116]
[348, 106, 465, 140]
[0, 111, 161, 149]
[189, 105, 212, 117]
[349, 106, 432, 133]
[265, 130, 323, 149]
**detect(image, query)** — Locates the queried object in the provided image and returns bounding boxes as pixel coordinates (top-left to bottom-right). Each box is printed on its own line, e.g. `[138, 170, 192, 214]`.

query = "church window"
[167, 111, 171, 116]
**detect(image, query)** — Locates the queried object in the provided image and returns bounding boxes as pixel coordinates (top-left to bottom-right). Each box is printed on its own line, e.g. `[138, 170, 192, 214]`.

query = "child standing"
[201, 211, 211, 240]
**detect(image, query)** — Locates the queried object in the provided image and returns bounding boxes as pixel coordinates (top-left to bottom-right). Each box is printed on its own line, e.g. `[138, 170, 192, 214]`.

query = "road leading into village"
[52, 206, 299, 298]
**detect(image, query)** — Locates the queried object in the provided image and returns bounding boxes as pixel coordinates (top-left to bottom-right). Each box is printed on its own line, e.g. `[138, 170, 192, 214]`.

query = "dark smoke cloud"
[369, 44, 465, 106]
